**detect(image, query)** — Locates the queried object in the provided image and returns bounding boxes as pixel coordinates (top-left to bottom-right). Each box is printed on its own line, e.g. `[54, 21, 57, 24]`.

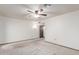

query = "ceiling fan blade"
[40, 14, 47, 16]
[27, 10, 34, 13]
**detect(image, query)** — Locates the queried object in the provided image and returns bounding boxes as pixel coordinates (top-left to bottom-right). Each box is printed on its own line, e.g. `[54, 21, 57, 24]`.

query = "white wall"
[6, 19, 39, 43]
[0, 16, 39, 44]
[0, 17, 6, 43]
[45, 10, 79, 50]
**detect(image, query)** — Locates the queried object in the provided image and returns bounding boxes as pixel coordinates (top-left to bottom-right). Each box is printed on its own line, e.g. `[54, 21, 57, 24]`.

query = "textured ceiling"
[0, 4, 79, 20]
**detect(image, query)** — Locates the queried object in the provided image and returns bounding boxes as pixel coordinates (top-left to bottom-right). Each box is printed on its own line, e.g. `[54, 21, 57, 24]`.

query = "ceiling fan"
[26, 8, 47, 17]
[21, 4, 52, 18]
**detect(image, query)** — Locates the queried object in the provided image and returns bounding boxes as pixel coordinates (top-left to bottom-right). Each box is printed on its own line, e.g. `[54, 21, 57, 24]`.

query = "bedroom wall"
[0, 16, 39, 44]
[45, 10, 79, 50]
[6, 19, 39, 43]
[0, 17, 6, 43]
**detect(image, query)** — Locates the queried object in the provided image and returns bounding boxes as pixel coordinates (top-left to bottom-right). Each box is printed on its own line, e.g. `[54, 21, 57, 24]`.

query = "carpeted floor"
[0, 38, 79, 55]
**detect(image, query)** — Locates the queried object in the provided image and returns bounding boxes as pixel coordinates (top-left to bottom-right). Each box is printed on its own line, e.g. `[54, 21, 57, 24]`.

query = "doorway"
[39, 25, 45, 38]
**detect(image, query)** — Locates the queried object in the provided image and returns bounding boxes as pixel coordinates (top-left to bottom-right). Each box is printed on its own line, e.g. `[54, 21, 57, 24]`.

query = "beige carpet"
[0, 39, 79, 55]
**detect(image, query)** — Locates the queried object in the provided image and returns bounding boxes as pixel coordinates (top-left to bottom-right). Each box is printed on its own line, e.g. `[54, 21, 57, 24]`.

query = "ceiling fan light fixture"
[34, 14, 40, 18]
